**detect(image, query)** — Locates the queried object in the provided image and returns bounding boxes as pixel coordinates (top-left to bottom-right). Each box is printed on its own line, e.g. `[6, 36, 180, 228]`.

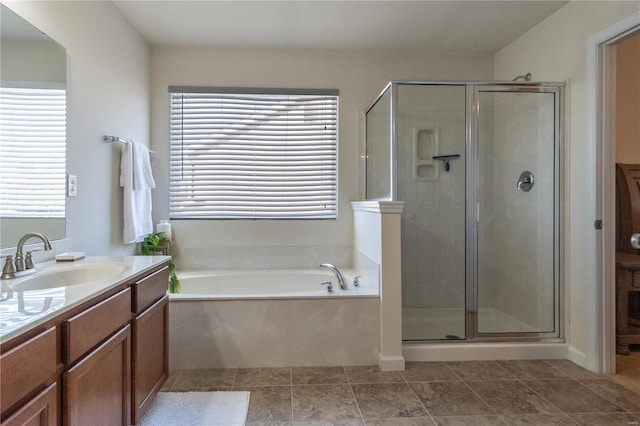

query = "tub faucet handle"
[353, 275, 362, 287]
[321, 281, 333, 293]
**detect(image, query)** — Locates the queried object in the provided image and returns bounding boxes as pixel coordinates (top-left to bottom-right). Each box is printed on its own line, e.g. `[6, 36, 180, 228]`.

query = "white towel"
[120, 140, 154, 244]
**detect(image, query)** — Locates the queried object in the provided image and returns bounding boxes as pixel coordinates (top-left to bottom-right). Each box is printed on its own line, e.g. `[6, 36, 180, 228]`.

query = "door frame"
[467, 84, 564, 341]
[589, 12, 640, 374]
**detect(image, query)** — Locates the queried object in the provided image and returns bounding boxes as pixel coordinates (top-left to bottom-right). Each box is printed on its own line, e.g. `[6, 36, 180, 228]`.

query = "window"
[0, 86, 66, 218]
[169, 87, 338, 219]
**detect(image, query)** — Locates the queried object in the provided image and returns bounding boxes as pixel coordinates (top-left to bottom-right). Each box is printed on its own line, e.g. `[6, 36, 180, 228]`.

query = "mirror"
[0, 4, 66, 248]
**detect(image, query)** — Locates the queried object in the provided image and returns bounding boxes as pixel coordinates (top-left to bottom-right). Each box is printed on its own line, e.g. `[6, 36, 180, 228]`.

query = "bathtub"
[168, 268, 380, 369]
[170, 269, 378, 300]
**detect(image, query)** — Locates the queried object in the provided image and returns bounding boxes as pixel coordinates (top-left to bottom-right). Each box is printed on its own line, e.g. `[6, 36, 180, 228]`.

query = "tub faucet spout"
[320, 263, 348, 290]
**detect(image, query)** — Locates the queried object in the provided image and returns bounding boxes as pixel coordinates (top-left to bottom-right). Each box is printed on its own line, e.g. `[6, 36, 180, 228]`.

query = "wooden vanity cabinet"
[63, 325, 131, 426]
[0, 262, 169, 426]
[1, 383, 58, 426]
[131, 267, 169, 425]
[0, 328, 58, 426]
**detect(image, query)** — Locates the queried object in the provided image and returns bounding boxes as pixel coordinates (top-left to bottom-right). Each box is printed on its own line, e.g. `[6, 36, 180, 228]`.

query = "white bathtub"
[168, 268, 380, 369]
[170, 269, 378, 300]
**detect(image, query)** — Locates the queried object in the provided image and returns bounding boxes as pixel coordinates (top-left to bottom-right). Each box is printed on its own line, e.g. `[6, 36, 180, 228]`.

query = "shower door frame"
[465, 83, 565, 342]
[365, 81, 565, 343]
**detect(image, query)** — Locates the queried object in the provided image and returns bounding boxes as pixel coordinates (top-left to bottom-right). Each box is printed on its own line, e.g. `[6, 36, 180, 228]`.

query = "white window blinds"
[0, 87, 66, 218]
[169, 87, 338, 219]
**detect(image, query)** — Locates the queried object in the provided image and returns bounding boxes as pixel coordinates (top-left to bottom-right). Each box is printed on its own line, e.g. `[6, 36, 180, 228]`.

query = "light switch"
[67, 174, 78, 197]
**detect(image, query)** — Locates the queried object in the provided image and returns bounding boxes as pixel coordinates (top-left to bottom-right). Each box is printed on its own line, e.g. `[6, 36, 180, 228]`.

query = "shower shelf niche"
[413, 127, 439, 181]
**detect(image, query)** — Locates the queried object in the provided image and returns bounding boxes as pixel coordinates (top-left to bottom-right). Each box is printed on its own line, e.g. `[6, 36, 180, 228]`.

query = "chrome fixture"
[517, 171, 535, 192]
[1, 233, 52, 279]
[320, 263, 348, 290]
[512, 73, 532, 82]
[353, 275, 362, 287]
[631, 233, 640, 250]
[321, 281, 333, 293]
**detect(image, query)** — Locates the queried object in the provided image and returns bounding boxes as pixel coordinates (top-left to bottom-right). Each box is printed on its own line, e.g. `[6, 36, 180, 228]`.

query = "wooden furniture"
[615, 163, 640, 255]
[615, 253, 640, 355]
[615, 163, 640, 355]
[0, 263, 169, 426]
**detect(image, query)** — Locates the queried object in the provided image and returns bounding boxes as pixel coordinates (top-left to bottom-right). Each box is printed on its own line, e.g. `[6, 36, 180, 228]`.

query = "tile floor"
[613, 347, 640, 395]
[161, 359, 640, 425]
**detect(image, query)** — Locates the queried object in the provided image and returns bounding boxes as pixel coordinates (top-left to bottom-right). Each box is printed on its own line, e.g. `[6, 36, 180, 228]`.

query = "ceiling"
[114, 1, 568, 52]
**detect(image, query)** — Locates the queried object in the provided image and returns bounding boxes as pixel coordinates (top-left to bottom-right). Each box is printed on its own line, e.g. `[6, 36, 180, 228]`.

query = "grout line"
[513, 377, 576, 421]
[290, 367, 294, 424]
[344, 366, 367, 425]
[402, 371, 438, 425]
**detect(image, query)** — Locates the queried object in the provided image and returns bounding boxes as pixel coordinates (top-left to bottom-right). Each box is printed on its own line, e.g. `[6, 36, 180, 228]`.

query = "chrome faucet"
[1, 232, 52, 279]
[320, 263, 348, 290]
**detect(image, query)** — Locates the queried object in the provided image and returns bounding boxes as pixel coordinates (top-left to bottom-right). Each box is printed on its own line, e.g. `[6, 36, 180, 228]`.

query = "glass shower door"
[397, 84, 467, 341]
[474, 87, 561, 336]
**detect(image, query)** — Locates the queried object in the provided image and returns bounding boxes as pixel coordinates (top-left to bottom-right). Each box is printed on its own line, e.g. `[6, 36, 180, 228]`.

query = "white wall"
[150, 47, 492, 266]
[494, 1, 640, 369]
[4, 1, 150, 255]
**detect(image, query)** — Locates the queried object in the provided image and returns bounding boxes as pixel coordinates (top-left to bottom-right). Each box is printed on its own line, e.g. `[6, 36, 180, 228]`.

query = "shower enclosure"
[365, 82, 563, 342]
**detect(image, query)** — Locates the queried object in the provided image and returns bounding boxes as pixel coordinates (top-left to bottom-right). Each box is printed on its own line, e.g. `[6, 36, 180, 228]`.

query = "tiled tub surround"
[169, 267, 380, 369]
[161, 360, 640, 425]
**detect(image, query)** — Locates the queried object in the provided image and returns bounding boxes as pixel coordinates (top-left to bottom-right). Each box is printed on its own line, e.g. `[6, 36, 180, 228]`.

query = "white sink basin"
[9, 262, 130, 291]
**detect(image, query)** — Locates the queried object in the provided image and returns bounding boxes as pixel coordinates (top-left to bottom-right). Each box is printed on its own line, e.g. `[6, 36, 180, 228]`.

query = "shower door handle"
[631, 233, 640, 250]
[517, 171, 535, 192]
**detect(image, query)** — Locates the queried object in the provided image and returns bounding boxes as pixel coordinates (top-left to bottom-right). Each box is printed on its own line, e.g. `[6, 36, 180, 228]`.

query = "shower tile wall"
[397, 85, 467, 340]
[477, 91, 556, 333]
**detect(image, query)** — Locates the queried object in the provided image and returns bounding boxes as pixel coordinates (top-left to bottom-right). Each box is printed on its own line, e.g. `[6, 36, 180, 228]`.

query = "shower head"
[513, 73, 532, 82]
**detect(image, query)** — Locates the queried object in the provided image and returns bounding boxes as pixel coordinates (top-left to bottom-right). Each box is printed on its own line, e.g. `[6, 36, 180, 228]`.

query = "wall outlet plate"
[67, 174, 78, 197]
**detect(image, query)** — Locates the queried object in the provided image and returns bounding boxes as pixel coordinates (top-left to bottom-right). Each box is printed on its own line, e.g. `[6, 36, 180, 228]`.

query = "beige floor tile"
[569, 412, 640, 425]
[523, 379, 626, 413]
[366, 417, 435, 425]
[235, 367, 291, 386]
[496, 360, 571, 379]
[579, 378, 640, 412]
[291, 367, 348, 384]
[467, 380, 560, 415]
[345, 366, 404, 384]
[401, 362, 460, 382]
[234, 386, 292, 424]
[172, 368, 237, 389]
[292, 384, 360, 422]
[351, 383, 427, 419]
[499, 413, 576, 425]
[543, 360, 603, 380]
[432, 415, 506, 425]
[410, 382, 495, 417]
[445, 361, 514, 381]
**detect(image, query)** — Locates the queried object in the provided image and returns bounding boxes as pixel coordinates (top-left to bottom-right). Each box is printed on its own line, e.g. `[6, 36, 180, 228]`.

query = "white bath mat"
[139, 391, 250, 425]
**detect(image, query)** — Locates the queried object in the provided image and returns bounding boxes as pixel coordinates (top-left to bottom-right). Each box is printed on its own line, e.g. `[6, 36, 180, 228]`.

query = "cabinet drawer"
[132, 266, 168, 313]
[0, 327, 57, 416]
[1, 382, 57, 426]
[633, 271, 640, 289]
[63, 288, 131, 364]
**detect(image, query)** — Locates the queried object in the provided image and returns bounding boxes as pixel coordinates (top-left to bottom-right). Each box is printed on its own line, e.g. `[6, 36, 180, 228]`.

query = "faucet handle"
[1, 255, 16, 279]
[320, 281, 333, 293]
[353, 275, 362, 287]
[25, 250, 41, 270]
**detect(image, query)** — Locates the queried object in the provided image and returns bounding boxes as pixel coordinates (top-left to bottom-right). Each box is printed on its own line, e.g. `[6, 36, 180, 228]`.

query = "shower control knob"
[631, 233, 640, 250]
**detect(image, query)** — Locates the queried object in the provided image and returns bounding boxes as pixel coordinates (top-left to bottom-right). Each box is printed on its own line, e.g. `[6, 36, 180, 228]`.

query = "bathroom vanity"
[0, 256, 170, 426]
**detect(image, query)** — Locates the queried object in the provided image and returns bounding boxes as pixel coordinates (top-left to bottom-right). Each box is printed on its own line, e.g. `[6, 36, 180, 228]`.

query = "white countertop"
[0, 256, 170, 343]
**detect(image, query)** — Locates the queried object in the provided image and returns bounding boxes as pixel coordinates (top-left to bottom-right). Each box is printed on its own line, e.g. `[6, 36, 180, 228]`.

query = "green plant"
[140, 232, 180, 293]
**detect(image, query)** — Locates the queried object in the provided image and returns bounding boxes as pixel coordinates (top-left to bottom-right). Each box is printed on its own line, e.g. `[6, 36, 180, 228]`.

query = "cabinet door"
[1, 327, 57, 416]
[63, 325, 131, 426]
[132, 296, 168, 424]
[1, 383, 58, 426]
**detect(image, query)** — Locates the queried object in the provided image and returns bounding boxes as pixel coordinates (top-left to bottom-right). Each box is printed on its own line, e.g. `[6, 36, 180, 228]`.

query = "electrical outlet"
[67, 174, 78, 197]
